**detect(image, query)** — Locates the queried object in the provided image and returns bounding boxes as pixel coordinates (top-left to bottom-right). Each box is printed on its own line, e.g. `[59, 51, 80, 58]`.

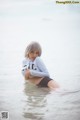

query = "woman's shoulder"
[35, 57, 43, 64]
[35, 56, 41, 62]
[35, 56, 41, 60]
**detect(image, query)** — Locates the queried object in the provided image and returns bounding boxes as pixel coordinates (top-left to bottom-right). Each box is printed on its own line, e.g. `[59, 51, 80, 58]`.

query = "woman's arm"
[22, 59, 30, 77]
[25, 69, 31, 79]
[29, 57, 50, 77]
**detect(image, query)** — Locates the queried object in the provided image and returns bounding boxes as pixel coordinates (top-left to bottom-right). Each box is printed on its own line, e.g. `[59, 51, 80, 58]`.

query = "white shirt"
[22, 56, 50, 77]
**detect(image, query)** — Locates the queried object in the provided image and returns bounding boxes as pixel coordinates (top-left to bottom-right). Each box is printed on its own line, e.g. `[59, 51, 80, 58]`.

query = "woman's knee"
[47, 80, 60, 89]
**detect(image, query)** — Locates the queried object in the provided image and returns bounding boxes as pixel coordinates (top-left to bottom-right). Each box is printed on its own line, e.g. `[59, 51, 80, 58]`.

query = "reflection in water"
[23, 81, 50, 120]
[22, 81, 80, 120]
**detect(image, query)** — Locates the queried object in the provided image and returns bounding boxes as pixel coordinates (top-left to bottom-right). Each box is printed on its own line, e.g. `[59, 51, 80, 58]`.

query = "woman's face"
[28, 51, 39, 61]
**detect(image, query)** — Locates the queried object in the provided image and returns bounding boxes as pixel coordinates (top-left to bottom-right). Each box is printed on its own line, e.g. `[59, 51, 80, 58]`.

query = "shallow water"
[0, 0, 80, 120]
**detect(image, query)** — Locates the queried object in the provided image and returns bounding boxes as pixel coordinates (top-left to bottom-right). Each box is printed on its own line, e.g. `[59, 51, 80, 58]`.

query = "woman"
[22, 41, 59, 90]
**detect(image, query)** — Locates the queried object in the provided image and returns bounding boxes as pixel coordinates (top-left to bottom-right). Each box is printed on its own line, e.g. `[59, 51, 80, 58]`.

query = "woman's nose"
[34, 53, 37, 57]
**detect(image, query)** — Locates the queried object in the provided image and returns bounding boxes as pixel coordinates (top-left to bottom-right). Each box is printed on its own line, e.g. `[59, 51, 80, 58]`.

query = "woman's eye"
[36, 52, 39, 54]
[31, 51, 34, 53]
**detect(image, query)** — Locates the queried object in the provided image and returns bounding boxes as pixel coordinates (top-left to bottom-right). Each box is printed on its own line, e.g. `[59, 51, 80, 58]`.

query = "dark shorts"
[37, 76, 53, 87]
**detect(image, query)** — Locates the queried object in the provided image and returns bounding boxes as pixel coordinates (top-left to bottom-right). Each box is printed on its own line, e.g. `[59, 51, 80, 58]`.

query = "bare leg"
[47, 80, 60, 90]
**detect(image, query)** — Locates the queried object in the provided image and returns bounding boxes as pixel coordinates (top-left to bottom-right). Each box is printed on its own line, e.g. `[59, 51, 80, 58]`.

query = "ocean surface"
[0, 0, 80, 120]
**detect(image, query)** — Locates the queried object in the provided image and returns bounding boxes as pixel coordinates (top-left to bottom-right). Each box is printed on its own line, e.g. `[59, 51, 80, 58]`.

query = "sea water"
[0, 0, 80, 120]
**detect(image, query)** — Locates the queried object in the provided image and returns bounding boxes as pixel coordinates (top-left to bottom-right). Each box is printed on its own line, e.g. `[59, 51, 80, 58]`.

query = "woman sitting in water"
[22, 41, 59, 90]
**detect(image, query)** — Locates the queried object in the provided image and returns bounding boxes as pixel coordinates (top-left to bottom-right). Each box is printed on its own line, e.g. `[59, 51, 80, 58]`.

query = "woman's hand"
[25, 69, 31, 79]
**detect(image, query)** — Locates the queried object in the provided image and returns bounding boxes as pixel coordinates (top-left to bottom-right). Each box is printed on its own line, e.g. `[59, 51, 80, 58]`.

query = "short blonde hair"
[25, 41, 42, 57]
